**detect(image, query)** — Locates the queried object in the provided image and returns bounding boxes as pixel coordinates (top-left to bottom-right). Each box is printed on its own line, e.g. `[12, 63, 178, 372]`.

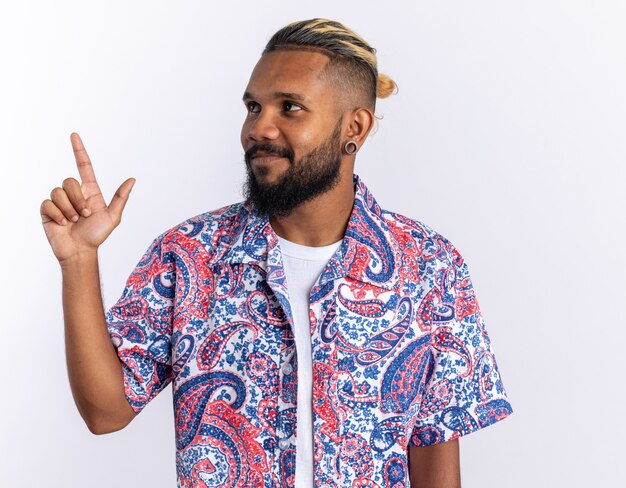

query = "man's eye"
[283, 102, 302, 112]
[246, 102, 260, 114]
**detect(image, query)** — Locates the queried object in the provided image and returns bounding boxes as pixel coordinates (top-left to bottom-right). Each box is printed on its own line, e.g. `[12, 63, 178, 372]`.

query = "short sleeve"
[409, 247, 513, 446]
[106, 236, 175, 414]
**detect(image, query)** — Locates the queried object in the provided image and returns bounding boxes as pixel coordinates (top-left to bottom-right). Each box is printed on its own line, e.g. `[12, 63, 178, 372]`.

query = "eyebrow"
[242, 91, 307, 102]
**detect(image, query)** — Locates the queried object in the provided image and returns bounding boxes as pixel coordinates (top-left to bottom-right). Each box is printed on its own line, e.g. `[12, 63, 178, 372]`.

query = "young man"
[41, 18, 512, 488]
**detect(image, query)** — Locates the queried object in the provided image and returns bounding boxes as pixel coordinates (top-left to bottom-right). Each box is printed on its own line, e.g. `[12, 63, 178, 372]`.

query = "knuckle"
[62, 177, 78, 188]
[50, 187, 64, 199]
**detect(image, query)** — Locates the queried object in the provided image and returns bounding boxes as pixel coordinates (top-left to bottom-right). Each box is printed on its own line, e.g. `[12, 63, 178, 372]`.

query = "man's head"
[240, 19, 397, 218]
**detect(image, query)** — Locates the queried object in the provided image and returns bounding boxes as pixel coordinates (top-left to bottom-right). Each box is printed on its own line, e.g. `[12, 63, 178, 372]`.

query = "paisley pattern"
[106, 174, 513, 487]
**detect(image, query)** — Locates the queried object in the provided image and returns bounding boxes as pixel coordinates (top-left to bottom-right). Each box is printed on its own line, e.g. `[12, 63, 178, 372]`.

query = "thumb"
[108, 177, 136, 220]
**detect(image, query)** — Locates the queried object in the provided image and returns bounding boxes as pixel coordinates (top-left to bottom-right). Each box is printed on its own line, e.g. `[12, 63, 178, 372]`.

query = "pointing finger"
[70, 132, 98, 184]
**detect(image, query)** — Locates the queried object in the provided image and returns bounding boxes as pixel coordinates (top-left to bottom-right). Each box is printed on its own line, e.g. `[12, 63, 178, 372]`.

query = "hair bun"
[377, 73, 398, 99]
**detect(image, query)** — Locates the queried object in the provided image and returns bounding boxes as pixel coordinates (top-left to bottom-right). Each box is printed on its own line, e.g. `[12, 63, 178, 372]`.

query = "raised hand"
[41, 133, 136, 263]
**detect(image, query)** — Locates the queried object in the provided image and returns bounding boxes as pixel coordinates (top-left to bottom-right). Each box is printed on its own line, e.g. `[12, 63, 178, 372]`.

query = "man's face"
[240, 49, 345, 218]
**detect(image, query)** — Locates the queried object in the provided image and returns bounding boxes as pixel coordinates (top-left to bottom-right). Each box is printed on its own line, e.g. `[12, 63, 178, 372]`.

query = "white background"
[1, 1, 625, 486]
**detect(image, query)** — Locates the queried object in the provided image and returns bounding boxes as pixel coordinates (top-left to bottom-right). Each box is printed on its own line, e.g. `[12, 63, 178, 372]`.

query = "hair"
[263, 18, 398, 112]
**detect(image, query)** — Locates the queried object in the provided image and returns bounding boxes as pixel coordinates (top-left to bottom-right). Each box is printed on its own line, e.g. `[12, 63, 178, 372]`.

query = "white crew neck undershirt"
[276, 235, 343, 488]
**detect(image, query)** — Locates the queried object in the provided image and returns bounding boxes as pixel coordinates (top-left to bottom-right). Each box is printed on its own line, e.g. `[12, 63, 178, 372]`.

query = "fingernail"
[61, 218, 68, 225]
[71, 215, 79, 222]
[82, 208, 91, 217]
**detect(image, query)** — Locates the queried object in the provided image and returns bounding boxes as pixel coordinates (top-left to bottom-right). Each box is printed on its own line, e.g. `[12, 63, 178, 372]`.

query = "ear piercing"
[344, 140, 359, 155]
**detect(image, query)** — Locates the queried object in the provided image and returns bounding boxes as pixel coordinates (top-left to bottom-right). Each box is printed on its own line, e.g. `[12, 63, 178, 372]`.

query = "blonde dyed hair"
[263, 18, 398, 111]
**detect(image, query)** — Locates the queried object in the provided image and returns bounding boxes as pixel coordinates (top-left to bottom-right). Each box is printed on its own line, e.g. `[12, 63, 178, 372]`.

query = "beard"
[242, 118, 343, 219]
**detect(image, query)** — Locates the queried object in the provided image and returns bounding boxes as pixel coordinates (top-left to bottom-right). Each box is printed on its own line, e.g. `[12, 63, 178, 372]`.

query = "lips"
[250, 151, 284, 165]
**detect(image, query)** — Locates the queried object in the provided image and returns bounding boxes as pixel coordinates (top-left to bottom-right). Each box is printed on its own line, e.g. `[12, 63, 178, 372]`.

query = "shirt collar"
[218, 174, 398, 291]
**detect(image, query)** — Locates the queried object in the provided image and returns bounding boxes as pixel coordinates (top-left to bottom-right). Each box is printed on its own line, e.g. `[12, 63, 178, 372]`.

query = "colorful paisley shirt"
[106, 174, 513, 487]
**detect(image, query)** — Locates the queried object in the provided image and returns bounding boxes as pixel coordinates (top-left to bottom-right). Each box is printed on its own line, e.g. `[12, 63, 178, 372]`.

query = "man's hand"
[40, 132, 137, 435]
[40, 132, 135, 263]
[409, 438, 461, 488]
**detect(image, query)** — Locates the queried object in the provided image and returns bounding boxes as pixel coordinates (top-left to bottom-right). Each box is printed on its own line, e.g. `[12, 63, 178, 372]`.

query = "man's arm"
[408, 438, 461, 488]
[41, 132, 137, 434]
[61, 252, 137, 434]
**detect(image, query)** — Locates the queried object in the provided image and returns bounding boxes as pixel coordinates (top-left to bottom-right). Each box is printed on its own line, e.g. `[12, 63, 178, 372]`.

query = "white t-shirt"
[277, 235, 343, 488]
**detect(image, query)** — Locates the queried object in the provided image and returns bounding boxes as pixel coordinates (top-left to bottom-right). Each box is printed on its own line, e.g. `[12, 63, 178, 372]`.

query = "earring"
[344, 140, 359, 155]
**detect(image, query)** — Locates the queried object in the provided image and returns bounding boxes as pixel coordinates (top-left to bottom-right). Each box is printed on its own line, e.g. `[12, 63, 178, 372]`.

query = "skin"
[409, 437, 461, 487]
[40, 134, 137, 434]
[241, 49, 370, 246]
[41, 48, 461, 486]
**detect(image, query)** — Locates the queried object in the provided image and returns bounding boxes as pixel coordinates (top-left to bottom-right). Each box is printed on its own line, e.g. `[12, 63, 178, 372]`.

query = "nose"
[243, 110, 280, 145]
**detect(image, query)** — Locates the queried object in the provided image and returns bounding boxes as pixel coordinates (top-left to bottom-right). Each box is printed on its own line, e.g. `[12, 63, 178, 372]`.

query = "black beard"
[242, 119, 343, 219]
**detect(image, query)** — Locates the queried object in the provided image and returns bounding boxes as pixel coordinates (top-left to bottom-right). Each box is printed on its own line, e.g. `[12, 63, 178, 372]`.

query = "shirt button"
[278, 438, 290, 450]
[282, 363, 293, 375]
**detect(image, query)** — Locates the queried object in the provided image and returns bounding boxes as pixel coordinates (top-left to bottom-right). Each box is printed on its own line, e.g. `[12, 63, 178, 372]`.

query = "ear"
[344, 107, 375, 146]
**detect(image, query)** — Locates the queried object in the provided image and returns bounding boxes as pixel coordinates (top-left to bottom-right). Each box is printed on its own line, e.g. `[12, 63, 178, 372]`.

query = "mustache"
[244, 143, 294, 165]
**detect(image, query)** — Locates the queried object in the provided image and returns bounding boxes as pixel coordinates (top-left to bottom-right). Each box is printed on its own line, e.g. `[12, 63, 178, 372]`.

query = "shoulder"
[380, 208, 465, 271]
[148, 201, 248, 263]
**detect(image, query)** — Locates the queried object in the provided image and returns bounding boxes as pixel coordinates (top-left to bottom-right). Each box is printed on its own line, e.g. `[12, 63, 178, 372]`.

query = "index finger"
[70, 132, 98, 184]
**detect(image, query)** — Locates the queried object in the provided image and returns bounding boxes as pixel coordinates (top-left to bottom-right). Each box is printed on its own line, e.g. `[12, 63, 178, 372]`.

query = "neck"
[269, 169, 355, 247]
